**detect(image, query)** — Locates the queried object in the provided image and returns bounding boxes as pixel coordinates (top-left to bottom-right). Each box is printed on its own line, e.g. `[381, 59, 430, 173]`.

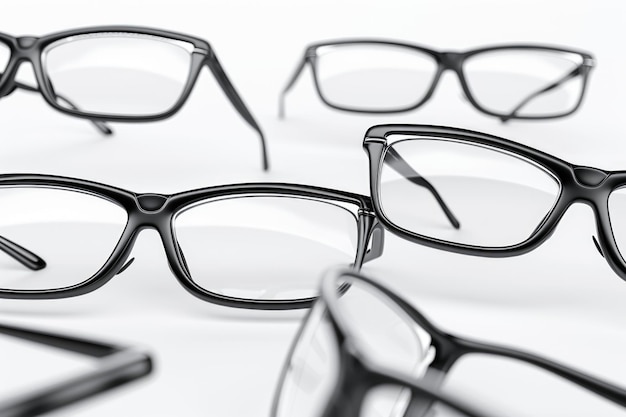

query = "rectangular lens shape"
[463, 49, 586, 118]
[379, 138, 560, 247]
[315, 43, 438, 111]
[0, 187, 128, 291]
[173, 195, 359, 301]
[42, 33, 194, 117]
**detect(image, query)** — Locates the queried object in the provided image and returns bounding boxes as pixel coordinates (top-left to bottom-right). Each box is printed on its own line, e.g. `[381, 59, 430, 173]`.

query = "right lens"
[275, 302, 340, 417]
[379, 138, 561, 247]
[315, 43, 438, 111]
[0, 41, 10, 72]
[173, 195, 359, 301]
[463, 48, 586, 118]
[0, 187, 128, 291]
[42, 33, 194, 117]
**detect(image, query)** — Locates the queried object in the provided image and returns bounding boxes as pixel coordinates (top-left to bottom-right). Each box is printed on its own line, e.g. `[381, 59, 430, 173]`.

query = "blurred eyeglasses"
[280, 40, 594, 121]
[0, 26, 269, 170]
[272, 268, 626, 417]
[0, 322, 151, 417]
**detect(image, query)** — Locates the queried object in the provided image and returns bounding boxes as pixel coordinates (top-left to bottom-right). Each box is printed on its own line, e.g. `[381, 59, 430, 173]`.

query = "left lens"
[463, 48, 586, 118]
[42, 33, 193, 116]
[275, 302, 339, 417]
[173, 195, 359, 301]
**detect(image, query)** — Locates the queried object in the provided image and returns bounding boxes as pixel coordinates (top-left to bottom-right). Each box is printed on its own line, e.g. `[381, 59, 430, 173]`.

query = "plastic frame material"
[0, 25, 269, 170]
[0, 322, 152, 417]
[0, 174, 383, 310]
[363, 124, 626, 282]
[271, 268, 626, 417]
[279, 39, 594, 121]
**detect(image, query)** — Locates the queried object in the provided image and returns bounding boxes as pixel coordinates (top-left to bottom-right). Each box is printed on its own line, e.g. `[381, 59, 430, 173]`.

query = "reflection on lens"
[43, 33, 193, 116]
[276, 302, 339, 417]
[464, 49, 585, 117]
[380, 138, 560, 247]
[608, 188, 626, 262]
[174, 196, 359, 301]
[0, 41, 10, 72]
[362, 385, 469, 417]
[0, 187, 128, 291]
[334, 276, 432, 378]
[316, 44, 438, 111]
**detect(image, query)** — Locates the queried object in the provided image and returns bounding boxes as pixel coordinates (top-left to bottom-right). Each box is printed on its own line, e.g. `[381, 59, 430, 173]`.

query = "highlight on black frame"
[280, 40, 594, 121]
[0, 26, 269, 170]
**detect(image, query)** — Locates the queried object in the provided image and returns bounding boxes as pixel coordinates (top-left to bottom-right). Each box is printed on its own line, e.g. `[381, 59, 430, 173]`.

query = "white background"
[1, 0, 626, 415]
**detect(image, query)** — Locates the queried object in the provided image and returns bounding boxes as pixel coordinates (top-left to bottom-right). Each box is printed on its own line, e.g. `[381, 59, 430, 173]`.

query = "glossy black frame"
[271, 268, 626, 417]
[280, 39, 594, 121]
[0, 322, 151, 417]
[364, 124, 626, 282]
[0, 26, 269, 170]
[0, 174, 383, 310]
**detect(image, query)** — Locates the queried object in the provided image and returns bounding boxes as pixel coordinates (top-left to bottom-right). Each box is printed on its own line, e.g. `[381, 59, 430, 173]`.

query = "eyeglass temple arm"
[205, 51, 269, 171]
[448, 336, 626, 407]
[500, 65, 584, 122]
[0, 322, 152, 417]
[11, 80, 113, 135]
[363, 221, 385, 263]
[0, 235, 46, 270]
[385, 147, 461, 229]
[278, 53, 307, 119]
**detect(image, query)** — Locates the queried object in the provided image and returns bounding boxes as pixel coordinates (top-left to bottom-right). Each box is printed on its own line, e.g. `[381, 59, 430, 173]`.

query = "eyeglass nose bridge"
[439, 52, 464, 72]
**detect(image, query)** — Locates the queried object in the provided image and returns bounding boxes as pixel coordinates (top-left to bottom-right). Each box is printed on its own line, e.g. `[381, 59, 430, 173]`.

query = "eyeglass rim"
[297, 39, 593, 118]
[0, 174, 376, 310]
[363, 123, 626, 282]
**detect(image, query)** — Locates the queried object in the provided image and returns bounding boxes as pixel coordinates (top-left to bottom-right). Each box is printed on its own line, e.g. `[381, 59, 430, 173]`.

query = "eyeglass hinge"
[363, 137, 387, 145]
[193, 47, 210, 55]
[358, 209, 377, 217]
[583, 58, 595, 67]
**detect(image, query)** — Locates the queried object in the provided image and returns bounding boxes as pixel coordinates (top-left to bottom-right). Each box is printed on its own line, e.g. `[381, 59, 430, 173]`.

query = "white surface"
[1, 0, 626, 415]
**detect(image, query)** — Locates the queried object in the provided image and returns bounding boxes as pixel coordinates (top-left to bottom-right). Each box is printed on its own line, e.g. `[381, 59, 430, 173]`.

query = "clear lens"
[275, 302, 339, 417]
[315, 44, 438, 111]
[173, 196, 359, 301]
[379, 138, 560, 247]
[362, 385, 470, 417]
[43, 33, 193, 116]
[464, 49, 585, 117]
[0, 187, 128, 291]
[608, 187, 626, 261]
[0, 41, 10, 72]
[334, 276, 432, 377]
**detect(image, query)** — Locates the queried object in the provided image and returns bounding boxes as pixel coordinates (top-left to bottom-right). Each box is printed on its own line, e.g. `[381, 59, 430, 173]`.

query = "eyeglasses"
[0, 322, 151, 417]
[0, 26, 269, 170]
[272, 268, 626, 417]
[280, 40, 594, 121]
[363, 124, 626, 281]
[0, 174, 383, 309]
